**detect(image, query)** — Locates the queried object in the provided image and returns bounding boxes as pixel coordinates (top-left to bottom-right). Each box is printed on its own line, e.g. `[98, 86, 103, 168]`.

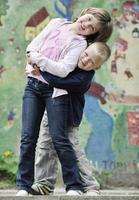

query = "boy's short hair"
[91, 42, 111, 68]
[78, 42, 111, 71]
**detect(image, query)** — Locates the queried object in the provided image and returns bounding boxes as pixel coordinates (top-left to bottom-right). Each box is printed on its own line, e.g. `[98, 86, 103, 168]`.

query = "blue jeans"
[16, 77, 83, 192]
[35, 111, 100, 192]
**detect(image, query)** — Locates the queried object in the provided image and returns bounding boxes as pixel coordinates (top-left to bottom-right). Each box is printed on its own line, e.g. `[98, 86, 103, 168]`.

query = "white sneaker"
[85, 190, 100, 196]
[16, 190, 29, 196]
[66, 190, 82, 195]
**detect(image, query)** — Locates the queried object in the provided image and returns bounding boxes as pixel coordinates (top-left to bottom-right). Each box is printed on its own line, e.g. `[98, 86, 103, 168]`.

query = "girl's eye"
[85, 52, 88, 56]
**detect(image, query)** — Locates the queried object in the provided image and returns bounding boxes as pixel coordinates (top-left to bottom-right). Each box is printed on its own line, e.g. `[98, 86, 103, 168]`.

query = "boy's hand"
[31, 64, 40, 76]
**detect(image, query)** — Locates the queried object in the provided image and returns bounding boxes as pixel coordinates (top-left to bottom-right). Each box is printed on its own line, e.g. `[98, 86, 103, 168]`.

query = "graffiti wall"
[0, 0, 139, 177]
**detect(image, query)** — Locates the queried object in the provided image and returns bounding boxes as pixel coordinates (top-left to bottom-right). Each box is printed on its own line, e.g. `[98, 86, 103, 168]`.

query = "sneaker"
[16, 190, 29, 196]
[66, 190, 82, 196]
[85, 190, 100, 196]
[31, 183, 53, 195]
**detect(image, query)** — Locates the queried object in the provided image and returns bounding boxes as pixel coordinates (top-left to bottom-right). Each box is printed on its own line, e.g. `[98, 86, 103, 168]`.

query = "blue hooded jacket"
[41, 67, 95, 126]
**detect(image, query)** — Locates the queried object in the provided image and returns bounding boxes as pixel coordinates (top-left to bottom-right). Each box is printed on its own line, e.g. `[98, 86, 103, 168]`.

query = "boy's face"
[78, 45, 102, 71]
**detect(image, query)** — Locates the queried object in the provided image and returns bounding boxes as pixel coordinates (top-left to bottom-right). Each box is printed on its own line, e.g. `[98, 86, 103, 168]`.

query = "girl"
[16, 7, 113, 196]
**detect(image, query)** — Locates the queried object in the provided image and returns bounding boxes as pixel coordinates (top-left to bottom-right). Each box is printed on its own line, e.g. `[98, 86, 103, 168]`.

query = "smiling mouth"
[81, 60, 86, 66]
[81, 22, 85, 30]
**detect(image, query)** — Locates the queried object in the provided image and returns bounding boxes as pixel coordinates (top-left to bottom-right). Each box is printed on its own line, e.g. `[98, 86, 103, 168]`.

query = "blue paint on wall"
[84, 95, 115, 170]
[54, 0, 73, 20]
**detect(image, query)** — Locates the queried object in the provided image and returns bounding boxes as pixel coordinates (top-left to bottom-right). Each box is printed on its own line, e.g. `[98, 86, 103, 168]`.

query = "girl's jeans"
[16, 77, 83, 192]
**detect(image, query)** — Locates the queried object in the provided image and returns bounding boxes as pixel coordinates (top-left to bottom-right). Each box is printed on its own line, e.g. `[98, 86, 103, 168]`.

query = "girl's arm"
[27, 40, 87, 78]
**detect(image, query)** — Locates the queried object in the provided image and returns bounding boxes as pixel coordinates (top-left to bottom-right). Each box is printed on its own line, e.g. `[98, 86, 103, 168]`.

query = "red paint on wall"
[127, 112, 139, 145]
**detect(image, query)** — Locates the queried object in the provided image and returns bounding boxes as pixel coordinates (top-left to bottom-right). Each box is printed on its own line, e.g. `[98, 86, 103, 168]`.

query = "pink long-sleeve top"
[26, 18, 87, 97]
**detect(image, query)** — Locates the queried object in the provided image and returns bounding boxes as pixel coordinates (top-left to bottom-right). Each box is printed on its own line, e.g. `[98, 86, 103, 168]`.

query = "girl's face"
[76, 14, 99, 36]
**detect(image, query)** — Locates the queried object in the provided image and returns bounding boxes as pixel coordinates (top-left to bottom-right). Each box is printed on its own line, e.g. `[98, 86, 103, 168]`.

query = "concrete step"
[0, 189, 139, 200]
[0, 195, 139, 200]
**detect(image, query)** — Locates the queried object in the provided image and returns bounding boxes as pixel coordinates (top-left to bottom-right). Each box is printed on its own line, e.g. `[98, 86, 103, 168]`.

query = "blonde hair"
[91, 42, 111, 68]
[79, 7, 113, 43]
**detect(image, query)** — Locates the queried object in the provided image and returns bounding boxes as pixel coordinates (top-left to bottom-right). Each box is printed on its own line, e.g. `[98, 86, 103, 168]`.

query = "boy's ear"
[96, 65, 101, 70]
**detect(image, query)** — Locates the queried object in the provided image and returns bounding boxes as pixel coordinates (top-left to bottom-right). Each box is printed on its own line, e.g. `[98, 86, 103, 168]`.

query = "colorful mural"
[0, 0, 139, 176]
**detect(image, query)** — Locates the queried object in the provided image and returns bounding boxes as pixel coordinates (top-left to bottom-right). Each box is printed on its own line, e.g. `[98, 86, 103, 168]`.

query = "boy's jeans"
[16, 77, 83, 192]
[35, 111, 100, 192]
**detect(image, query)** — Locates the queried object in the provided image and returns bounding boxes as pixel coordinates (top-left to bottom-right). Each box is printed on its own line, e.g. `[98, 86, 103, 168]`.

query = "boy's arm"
[41, 68, 95, 94]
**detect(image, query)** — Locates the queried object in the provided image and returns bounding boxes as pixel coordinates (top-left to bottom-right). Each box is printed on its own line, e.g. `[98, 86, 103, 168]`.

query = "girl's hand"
[26, 52, 32, 65]
[26, 51, 41, 65]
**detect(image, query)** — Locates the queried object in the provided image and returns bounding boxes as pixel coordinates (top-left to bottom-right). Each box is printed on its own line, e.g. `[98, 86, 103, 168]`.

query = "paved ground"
[0, 188, 139, 199]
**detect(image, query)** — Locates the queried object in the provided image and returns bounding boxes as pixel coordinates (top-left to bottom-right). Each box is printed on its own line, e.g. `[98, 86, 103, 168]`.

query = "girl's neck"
[67, 22, 78, 35]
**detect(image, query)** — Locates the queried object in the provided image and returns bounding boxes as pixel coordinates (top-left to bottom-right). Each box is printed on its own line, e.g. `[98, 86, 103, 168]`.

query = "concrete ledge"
[0, 195, 139, 200]
[0, 190, 139, 200]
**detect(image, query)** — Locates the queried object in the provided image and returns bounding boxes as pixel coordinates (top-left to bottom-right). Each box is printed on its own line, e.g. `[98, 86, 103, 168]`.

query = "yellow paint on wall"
[25, 16, 51, 41]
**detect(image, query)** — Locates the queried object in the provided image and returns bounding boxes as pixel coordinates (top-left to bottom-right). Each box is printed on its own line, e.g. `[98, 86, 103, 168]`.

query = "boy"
[31, 42, 111, 196]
